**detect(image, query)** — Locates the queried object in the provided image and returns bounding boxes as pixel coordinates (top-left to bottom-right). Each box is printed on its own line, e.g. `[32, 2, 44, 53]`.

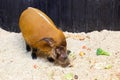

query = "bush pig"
[19, 7, 70, 67]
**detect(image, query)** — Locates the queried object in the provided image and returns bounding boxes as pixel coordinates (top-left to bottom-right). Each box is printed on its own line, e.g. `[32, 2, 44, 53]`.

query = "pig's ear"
[41, 38, 55, 47]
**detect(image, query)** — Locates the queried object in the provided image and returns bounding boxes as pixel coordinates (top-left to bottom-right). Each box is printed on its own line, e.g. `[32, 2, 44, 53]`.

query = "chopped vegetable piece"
[104, 65, 112, 69]
[96, 48, 110, 56]
[82, 45, 87, 49]
[82, 45, 91, 51]
[33, 64, 37, 69]
[64, 73, 74, 80]
[94, 62, 112, 69]
[69, 52, 76, 60]
[79, 51, 85, 56]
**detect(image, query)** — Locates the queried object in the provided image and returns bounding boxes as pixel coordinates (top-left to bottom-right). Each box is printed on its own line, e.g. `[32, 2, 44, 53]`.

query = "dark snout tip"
[61, 62, 70, 67]
[61, 58, 70, 67]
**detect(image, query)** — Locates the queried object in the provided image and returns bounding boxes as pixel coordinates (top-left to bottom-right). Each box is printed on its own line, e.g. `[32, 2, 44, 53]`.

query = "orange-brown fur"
[19, 7, 69, 67]
[19, 7, 66, 54]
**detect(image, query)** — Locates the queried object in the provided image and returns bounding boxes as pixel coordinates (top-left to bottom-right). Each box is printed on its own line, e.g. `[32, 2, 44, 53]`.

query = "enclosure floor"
[0, 28, 120, 80]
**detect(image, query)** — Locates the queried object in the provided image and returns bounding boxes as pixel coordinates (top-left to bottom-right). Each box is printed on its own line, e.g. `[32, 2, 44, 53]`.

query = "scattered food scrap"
[104, 64, 112, 69]
[82, 45, 91, 51]
[94, 62, 112, 70]
[64, 73, 78, 80]
[33, 64, 37, 69]
[79, 51, 85, 56]
[68, 52, 76, 60]
[96, 48, 111, 56]
[64, 73, 74, 80]
[82, 45, 87, 49]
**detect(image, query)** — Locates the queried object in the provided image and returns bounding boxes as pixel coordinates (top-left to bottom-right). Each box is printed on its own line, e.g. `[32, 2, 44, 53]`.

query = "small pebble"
[74, 75, 78, 79]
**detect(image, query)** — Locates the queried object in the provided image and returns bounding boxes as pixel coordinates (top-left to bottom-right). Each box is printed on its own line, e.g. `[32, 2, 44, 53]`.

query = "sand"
[0, 28, 120, 80]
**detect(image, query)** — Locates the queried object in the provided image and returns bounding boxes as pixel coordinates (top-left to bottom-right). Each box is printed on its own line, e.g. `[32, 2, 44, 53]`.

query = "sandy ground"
[0, 28, 120, 80]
